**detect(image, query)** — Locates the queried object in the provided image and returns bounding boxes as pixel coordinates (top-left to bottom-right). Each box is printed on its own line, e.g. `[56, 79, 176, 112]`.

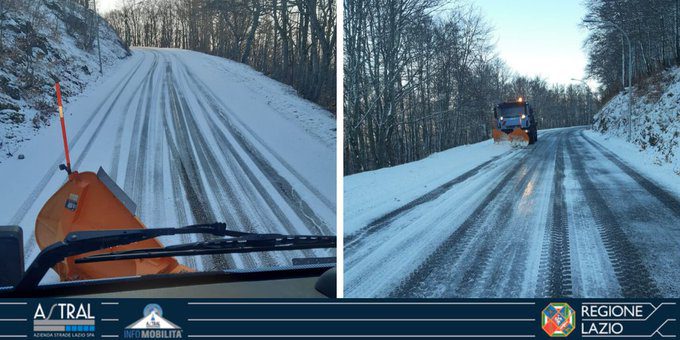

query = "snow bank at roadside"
[344, 139, 512, 236]
[592, 67, 680, 175]
[584, 130, 680, 196]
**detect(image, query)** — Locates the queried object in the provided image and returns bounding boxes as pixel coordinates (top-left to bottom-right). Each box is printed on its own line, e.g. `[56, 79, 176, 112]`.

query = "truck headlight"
[521, 114, 526, 119]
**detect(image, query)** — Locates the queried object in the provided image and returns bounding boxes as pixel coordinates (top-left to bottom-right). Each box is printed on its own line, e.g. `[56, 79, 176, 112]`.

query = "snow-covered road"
[0, 48, 336, 277]
[345, 127, 680, 298]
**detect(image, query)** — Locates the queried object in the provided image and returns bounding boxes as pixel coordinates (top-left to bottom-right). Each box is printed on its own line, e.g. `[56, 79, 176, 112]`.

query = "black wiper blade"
[61, 222, 247, 248]
[14, 223, 287, 291]
[75, 235, 336, 264]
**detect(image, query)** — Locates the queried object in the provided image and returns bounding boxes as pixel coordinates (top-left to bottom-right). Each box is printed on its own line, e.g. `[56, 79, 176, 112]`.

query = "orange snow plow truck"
[492, 98, 538, 146]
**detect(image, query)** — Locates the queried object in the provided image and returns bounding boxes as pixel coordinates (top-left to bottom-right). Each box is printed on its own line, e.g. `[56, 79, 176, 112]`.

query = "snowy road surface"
[345, 127, 680, 298]
[0, 48, 336, 279]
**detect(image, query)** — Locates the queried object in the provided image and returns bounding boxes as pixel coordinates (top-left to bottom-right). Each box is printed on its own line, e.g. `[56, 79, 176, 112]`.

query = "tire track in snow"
[343, 131, 563, 293]
[580, 131, 680, 218]
[115, 51, 203, 268]
[577, 131, 680, 295]
[166, 63, 279, 267]
[537, 136, 572, 297]
[71, 55, 159, 171]
[109, 51, 158, 181]
[346, 127, 677, 297]
[343, 162, 515, 296]
[11, 54, 148, 228]
[108, 83, 142, 181]
[566, 138, 660, 297]
[384, 133, 562, 298]
[174, 57, 332, 234]
[170, 61, 323, 262]
[161, 63, 238, 270]
[157, 59, 198, 270]
[197, 60, 336, 211]
[444, 135, 557, 297]
[178, 59, 330, 233]
[184, 92, 298, 232]
[498, 131, 566, 298]
[169, 64, 297, 265]
[26, 54, 158, 257]
[562, 138, 621, 297]
[480, 144, 557, 297]
[386, 151, 535, 297]
[19, 55, 150, 260]
[123, 52, 159, 216]
[345, 153, 515, 245]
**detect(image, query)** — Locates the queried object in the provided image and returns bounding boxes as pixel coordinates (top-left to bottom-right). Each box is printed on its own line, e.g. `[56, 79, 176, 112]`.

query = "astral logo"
[541, 303, 576, 337]
[124, 304, 182, 339]
[33, 303, 95, 337]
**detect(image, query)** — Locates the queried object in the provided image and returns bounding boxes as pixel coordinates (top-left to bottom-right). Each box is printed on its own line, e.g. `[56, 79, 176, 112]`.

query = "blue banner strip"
[0, 299, 676, 339]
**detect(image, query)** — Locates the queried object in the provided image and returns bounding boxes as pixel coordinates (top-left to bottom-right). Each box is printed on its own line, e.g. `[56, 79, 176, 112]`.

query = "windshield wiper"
[76, 234, 335, 263]
[14, 223, 335, 291]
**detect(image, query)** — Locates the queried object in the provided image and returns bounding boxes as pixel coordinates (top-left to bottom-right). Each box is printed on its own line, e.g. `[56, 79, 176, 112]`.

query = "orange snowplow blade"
[492, 128, 529, 146]
[492, 128, 509, 143]
[35, 168, 193, 281]
[508, 128, 530, 145]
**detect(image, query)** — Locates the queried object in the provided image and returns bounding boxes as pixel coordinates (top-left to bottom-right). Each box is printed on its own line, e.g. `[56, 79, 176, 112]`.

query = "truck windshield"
[499, 106, 525, 117]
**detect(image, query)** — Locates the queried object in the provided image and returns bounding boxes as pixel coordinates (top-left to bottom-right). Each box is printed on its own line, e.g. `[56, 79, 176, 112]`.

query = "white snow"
[344, 127, 680, 297]
[0, 0, 129, 159]
[0, 47, 336, 283]
[344, 139, 512, 236]
[562, 140, 621, 297]
[592, 66, 680, 176]
[584, 129, 680, 197]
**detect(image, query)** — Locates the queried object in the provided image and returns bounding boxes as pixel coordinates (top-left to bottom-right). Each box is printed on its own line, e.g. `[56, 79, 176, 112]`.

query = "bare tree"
[344, 0, 598, 174]
[584, 0, 680, 100]
[104, 0, 336, 110]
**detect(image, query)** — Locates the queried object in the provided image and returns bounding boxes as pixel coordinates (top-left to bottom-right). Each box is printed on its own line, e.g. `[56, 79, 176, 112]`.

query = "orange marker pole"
[55, 82, 71, 172]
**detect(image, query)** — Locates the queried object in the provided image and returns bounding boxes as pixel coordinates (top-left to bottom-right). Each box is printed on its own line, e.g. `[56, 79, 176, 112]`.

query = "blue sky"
[465, 0, 592, 87]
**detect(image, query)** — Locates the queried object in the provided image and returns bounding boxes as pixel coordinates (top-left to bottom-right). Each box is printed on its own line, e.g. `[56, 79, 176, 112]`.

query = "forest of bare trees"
[104, 0, 336, 111]
[344, 0, 596, 175]
[584, 0, 680, 100]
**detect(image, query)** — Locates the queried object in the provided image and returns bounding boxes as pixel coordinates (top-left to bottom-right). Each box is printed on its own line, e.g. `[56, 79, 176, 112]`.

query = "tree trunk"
[241, 0, 261, 63]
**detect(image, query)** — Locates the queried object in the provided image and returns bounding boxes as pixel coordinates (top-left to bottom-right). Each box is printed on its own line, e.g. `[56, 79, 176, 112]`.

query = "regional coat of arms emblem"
[542, 303, 576, 337]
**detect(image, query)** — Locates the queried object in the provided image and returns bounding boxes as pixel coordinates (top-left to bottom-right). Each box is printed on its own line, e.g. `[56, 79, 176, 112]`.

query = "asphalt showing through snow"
[345, 127, 680, 298]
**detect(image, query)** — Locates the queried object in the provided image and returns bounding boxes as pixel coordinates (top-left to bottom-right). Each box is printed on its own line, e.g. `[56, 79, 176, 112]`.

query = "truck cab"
[493, 99, 538, 144]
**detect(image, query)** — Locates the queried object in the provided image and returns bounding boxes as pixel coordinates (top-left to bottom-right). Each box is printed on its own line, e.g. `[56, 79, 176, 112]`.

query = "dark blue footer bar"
[0, 299, 676, 339]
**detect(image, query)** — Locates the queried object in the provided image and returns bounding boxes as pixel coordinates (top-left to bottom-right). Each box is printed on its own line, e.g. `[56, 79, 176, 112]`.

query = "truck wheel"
[529, 129, 537, 144]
